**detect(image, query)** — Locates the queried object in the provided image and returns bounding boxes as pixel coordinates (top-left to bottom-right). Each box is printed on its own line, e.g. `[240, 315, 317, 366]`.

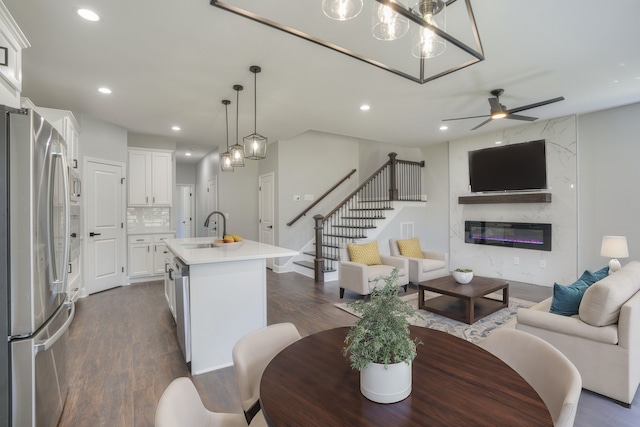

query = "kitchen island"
[164, 237, 298, 374]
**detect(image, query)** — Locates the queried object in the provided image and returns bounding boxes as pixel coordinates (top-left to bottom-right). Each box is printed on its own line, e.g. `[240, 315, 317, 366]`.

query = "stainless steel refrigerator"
[1, 106, 75, 426]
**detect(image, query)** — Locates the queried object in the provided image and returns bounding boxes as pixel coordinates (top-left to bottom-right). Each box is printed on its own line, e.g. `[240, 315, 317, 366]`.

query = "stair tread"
[293, 260, 336, 272]
[340, 216, 386, 220]
[323, 233, 367, 239]
[348, 207, 394, 211]
[331, 225, 376, 229]
[302, 251, 340, 261]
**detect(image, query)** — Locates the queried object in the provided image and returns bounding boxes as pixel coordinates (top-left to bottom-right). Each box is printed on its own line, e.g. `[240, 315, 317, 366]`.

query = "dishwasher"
[173, 257, 191, 364]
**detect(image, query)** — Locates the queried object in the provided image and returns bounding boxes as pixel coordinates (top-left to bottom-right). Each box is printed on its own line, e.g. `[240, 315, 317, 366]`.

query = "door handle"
[89, 232, 102, 237]
[267, 225, 273, 229]
[70, 233, 77, 238]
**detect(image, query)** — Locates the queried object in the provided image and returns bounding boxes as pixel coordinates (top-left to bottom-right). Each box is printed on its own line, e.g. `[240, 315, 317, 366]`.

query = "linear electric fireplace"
[465, 221, 552, 251]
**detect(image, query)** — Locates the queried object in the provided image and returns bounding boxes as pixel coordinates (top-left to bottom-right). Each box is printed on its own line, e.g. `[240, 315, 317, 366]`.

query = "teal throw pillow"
[589, 266, 609, 282]
[549, 270, 597, 316]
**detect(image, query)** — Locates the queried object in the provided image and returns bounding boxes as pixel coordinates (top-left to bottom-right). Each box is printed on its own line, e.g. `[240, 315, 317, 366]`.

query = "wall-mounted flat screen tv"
[468, 140, 547, 193]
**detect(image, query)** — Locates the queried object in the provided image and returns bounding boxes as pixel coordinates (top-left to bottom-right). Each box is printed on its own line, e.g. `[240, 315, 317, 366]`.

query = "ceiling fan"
[443, 89, 565, 130]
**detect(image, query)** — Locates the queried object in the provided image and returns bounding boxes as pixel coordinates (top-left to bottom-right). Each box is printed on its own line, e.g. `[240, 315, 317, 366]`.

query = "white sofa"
[516, 261, 640, 406]
[388, 238, 448, 284]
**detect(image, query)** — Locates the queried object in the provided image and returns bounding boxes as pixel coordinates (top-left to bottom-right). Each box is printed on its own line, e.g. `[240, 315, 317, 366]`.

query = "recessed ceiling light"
[98, 87, 112, 94]
[495, 141, 502, 145]
[172, 126, 181, 131]
[360, 104, 370, 111]
[185, 152, 192, 157]
[439, 125, 448, 131]
[77, 9, 100, 22]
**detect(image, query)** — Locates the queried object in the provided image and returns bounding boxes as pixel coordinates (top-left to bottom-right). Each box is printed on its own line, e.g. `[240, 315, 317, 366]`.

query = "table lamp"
[600, 236, 629, 274]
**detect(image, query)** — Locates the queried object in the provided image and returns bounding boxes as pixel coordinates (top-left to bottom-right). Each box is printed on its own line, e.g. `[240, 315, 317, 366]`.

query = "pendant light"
[220, 99, 234, 172]
[322, 0, 363, 21]
[229, 84, 245, 167]
[243, 65, 267, 160]
[372, 0, 409, 41]
[412, 0, 446, 59]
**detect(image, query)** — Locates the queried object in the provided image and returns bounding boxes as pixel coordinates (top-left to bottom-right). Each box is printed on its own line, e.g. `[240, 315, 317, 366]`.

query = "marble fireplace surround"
[449, 116, 577, 287]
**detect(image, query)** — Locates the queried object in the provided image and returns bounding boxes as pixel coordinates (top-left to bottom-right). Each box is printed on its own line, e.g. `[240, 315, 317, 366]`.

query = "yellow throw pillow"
[347, 241, 382, 266]
[397, 237, 424, 259]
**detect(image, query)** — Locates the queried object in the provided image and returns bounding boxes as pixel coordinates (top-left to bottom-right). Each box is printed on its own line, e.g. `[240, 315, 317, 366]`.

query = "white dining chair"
[478, 328, 582, 427]
[232, 322, 301, 424]
[155, 377, 267, 427]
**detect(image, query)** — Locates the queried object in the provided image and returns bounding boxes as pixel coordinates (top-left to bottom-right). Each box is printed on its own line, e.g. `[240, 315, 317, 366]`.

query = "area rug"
[334, 292, 535, 344]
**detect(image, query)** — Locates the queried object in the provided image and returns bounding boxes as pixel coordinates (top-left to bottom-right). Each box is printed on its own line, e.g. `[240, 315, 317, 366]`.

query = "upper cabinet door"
[127, 149, 173, 207]
[128, 150, 151, 206]
[151, 152, 172, 206]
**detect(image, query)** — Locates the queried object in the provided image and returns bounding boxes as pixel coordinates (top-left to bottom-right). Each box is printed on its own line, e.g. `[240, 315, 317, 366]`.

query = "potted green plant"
[453, 267, 473, 284]
[343, 268, 421, 403]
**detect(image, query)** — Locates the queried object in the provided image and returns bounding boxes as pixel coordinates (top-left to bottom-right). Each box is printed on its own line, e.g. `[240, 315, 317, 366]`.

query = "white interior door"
[85, 159, 125, 294]
[177, 185, 193, 238]
[206, 178, 218, 237]
[259, 173, 275, 269]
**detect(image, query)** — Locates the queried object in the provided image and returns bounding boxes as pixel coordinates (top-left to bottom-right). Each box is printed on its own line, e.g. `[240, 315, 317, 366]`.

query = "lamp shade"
[600, 236, 629, 258]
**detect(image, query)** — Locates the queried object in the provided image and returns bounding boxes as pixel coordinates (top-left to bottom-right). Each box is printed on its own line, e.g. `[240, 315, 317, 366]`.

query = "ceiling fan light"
[372, 0, 409, 41]
[491, 112, 507, 120]
[322, 0, 363, 21]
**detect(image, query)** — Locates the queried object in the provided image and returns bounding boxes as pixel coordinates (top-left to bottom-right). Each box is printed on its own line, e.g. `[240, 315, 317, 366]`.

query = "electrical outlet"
[304, 194, 314, 201]
[514, 257, 520, 265]
[540, 260, 546, 269]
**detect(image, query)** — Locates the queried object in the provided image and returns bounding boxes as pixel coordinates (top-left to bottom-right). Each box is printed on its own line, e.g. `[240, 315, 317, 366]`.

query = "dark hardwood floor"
[59, 271, 639, 427]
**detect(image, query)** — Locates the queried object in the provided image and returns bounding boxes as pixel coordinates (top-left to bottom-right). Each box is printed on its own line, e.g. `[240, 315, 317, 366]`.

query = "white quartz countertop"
[165, 237, 298, 266]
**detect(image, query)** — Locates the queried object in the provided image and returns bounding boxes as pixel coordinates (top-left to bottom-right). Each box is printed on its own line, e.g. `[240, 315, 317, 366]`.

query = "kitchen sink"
[181, 243, 218, 249]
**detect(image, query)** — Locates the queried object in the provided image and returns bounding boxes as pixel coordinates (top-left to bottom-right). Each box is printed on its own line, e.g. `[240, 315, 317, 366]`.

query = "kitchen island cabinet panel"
[164, 238, 297, 374]
[189, 259, 267, 374]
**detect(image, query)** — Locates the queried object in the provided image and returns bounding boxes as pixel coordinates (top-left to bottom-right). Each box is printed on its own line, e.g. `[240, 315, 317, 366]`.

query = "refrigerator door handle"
[34, 302, 75, 354]
[50, 149, 71, 293]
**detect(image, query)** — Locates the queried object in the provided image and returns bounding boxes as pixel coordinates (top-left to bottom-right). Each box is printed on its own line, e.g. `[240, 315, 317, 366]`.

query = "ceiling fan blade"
[506, 96, 565, 115]
[471, 118, 492, 130]
[442, 114, 489, 122]
[488, 97, 501, 111]
[507, 114, 537, 122]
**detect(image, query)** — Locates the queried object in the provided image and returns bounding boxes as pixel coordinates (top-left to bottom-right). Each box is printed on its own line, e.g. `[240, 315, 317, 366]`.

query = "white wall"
[578, 102, 640, 271]
[176, 163, 196, 185]
[277, 131, 361, 251]
[448, 116, 578, 286]
[194, 147, 260, 240]
[420, 142, 449, 253]
[79, 114, 128, 165]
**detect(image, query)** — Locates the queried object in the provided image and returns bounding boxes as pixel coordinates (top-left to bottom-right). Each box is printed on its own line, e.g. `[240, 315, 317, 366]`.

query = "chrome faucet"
[204, 211, 227, 237]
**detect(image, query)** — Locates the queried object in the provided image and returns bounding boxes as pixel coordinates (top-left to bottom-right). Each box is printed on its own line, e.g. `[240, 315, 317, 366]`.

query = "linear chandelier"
[210, 0, 484, 84]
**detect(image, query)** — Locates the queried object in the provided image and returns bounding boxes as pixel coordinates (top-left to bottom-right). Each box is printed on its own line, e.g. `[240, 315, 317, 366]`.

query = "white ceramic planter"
[453, 270, 473, 284]
[360, 361, 412, 404]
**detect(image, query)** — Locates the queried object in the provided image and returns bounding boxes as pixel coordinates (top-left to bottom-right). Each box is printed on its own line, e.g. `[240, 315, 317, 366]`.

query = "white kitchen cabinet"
[25, 102, 81, 170]
[0, 4, 29, 107]
[128, 233, 175, 279]
[128, 149, 173, 207]
[128, 235, 153, 277]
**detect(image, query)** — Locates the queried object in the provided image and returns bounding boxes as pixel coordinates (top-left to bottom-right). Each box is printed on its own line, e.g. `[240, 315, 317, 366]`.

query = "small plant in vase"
[453, 267, 474, 284]
[343, 268, 421, 403]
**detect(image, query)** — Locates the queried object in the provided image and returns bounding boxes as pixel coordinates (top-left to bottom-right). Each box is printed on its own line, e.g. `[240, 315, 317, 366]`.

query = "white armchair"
[339, 241, 409, 298]
[389, 238, 448, 285]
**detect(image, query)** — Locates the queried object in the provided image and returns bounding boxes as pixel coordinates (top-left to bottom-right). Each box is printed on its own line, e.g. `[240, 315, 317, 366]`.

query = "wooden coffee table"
[418, 275, 509, 324]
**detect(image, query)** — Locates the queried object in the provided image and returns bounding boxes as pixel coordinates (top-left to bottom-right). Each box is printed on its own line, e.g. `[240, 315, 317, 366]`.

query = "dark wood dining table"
[260, 326, 553, 426]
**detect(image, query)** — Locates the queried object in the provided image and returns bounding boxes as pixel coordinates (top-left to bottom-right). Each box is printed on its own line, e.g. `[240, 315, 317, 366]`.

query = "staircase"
[292, 153, 424, 282]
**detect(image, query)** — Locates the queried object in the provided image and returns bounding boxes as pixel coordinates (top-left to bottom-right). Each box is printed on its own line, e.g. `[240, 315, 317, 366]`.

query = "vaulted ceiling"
[5, 0, 640, 163]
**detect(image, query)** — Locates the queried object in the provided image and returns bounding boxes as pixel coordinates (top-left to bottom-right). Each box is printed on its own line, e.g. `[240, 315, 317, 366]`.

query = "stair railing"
[312, 153, 424, 282]
[287, 168, 357, 227]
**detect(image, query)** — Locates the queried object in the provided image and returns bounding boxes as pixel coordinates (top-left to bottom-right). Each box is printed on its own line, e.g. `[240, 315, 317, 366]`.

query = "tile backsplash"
[127, 207, 172, 232]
